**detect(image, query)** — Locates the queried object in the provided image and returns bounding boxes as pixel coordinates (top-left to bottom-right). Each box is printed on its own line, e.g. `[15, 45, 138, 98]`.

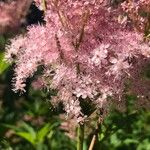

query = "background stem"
[88, 135, 96, 150]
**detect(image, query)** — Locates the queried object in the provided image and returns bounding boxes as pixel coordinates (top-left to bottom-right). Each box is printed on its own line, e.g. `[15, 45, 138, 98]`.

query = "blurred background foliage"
[0, 2, 150, 150]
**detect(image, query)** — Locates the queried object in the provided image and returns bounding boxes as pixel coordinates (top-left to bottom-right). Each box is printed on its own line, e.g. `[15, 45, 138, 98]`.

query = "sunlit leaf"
[0, 52, 9, 74]
[21, 122, 36, 140]
[16, 132, 36, 145]
[37, 123, 50, 143]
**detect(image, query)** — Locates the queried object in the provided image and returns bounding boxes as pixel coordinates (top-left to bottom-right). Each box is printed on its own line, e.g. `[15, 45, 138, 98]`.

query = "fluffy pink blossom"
[121, 0, 150, 32]
[0, 0, 32, 34]
[5, 0, 150, 122]
[91, 44, 109, 67]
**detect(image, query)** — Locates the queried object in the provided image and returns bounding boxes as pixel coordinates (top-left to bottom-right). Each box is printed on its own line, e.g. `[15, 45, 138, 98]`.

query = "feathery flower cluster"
[0, 0, 32, 34]
[122, 0, 150, 32]
[5, 0, 150, 122]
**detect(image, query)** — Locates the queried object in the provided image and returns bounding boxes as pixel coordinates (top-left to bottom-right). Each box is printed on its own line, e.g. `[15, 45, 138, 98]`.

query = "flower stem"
[77, 124, 84, 150]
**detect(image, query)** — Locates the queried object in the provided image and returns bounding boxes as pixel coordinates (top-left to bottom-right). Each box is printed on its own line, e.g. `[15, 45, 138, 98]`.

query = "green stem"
[77, 124, 84, 150]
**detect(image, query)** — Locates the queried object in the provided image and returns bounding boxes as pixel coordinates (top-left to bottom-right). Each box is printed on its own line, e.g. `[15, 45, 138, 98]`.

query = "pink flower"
[5, 0, 150, 122]
[91, 44, 109, 67]
[107, 56, 131, 78]
[0, 0, 32, 34]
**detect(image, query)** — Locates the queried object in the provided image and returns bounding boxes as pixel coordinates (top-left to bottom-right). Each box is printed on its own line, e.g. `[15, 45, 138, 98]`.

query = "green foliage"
[91, 94, 150, 150]
[0, 36, 10, 74]
[2, 122, 56, 149]
[0, 52, 9, 74]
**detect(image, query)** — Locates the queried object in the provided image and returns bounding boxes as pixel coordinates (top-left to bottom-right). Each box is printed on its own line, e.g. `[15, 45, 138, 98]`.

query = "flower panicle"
[5, 0, 150, 122]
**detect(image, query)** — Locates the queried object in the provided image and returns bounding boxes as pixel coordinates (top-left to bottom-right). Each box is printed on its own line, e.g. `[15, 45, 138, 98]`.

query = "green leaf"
[37, 123, 50, 143]
[110, 134, 121, 147]
[2, 123, 37, 145]
[124, 139, 139, 145]
[21, 122, 36, 140]
[15, 132, 36, 145]
[1, 123, 21, 132]
[0, 52, 9, 74]
[137, 139, 150, 150]
[35, 143, 48, 150]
